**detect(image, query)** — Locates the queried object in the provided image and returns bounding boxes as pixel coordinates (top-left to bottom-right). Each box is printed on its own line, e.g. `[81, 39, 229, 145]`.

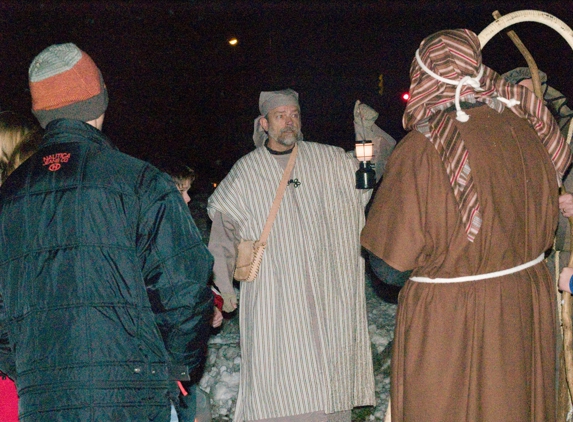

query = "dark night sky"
[1, 0, 572, 191]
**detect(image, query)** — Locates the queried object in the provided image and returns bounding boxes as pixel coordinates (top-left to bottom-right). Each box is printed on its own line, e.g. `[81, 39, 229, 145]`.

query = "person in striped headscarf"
[361, 29, 572, 421]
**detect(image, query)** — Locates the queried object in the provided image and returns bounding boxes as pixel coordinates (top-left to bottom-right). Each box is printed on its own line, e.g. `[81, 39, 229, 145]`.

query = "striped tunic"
[208, 141, 375, 421]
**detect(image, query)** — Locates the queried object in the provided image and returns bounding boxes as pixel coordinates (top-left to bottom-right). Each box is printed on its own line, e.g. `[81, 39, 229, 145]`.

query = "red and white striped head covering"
[403, 29, 572, 242]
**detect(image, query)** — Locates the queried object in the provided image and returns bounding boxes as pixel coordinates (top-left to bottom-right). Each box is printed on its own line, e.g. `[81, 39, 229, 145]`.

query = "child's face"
[176, 178, 192, 204]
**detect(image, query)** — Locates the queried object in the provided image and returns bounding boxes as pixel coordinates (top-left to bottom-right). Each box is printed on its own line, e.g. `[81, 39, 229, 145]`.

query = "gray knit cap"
[29, 43, 108, 128]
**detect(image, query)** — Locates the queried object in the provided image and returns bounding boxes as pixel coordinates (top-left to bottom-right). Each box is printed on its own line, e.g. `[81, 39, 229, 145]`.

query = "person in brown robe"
[502, 67, 573, 287]
[361, 29, 572, 422]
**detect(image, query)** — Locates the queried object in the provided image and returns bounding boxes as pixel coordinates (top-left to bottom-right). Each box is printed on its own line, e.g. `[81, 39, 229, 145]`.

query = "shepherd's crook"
[488, 12, 571, 418]
[491, 10, 543, 100]
[560, 184, 573, 421]
[479, 11, 573, 420]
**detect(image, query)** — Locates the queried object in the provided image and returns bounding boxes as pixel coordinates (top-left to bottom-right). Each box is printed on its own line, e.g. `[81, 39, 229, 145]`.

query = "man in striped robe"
[207, 89, 381, 421]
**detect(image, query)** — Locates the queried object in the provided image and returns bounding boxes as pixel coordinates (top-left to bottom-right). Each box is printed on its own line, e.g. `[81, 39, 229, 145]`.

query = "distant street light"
[228, 37, 238, 46]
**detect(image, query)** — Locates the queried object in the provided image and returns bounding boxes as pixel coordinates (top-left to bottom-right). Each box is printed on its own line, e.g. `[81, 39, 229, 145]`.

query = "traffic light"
[401, 92, 410, 101]
[378, 74, 384, 95]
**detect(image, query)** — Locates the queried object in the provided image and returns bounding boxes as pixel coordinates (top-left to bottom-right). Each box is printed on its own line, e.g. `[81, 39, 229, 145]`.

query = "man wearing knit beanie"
[0, 43, 214, 421]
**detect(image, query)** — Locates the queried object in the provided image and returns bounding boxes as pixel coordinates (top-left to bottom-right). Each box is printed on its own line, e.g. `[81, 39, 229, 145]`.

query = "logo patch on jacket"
[43, 153, 71, 172]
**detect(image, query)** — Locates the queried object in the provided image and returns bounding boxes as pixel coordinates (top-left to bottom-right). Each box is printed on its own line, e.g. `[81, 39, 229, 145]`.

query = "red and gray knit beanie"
[28, 43, 108, 128]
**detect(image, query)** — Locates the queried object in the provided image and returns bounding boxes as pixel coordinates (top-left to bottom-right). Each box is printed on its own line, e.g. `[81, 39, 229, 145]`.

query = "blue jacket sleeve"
[136, 168, 214, 381]
[0, 294, 15, 379]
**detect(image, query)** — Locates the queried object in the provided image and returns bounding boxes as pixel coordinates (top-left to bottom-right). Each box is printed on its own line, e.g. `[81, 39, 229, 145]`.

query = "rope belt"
[410, 253, 545, 283]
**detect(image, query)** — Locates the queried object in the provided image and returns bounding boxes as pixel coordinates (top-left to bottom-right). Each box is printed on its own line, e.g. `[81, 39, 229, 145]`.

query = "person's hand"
[212, 307, 223, 328]
[559, 193, 573, 218]
[221, 292, 238, 312]
[559, 267, 573, 293]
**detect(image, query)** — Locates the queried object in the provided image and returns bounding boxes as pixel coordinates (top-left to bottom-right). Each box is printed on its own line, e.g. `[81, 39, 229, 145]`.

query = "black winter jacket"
[0, 119, 213, 421]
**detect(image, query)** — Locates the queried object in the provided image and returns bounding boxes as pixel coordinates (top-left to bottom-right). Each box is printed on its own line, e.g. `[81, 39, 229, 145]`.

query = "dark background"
[1, 0, 572, 191]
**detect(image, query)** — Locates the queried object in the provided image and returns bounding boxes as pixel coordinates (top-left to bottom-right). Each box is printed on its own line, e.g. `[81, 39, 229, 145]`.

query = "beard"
[270, 127, 304, 147]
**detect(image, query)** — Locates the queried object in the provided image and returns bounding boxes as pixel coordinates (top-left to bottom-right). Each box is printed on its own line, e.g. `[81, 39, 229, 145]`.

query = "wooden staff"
[560, 185, 573, 421]
[491, 10, 543, 100]
[492, 10, 573, 420]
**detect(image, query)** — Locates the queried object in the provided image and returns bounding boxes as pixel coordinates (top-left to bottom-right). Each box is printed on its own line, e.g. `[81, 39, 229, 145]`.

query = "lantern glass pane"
[355, 142, 373, 161]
